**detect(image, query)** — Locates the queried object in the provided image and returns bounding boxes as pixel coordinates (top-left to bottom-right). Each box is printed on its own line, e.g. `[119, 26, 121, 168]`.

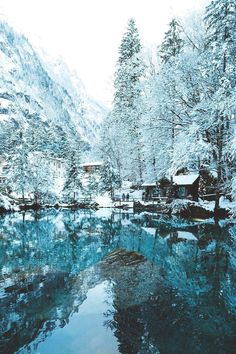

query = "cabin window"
[152, 187, 159, 197]
[178, 186, 187, 197]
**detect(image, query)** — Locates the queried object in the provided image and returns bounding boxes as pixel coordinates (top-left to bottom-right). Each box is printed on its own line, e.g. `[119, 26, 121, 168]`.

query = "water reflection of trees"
[101, 217, 236, 354]
[0, 210, 235, 354]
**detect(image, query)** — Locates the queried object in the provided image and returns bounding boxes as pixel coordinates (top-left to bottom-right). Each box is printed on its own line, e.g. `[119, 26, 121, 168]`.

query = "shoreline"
[0, 198, 232, 220]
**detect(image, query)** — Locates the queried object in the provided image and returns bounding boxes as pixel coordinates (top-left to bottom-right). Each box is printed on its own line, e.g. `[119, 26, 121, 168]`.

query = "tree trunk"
[214, 114, 224, 213]
[22, 188, 25, 204]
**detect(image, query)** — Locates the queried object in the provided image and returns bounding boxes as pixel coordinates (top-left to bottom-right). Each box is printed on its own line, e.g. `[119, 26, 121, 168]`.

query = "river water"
[0, 209, 235, 354]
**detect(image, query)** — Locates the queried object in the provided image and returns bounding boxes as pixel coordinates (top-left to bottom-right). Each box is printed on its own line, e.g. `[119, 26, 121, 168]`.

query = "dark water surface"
[0, 209, 236, 354]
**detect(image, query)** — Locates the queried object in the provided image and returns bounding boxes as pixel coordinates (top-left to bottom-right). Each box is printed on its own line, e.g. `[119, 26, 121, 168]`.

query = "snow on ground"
[114, 179, 144, 201]
[171, 199, 216, 215]
[138, 200, 163, 206]
[199, 197, 235, 212]
[219, 196, 234, 210]
[0, 97, 11, 108]
[130, 190, 143, 199]
[0, 114, 10, 121]
[121, 180, 133, 189]
[198, 199, 215, 212]
[95, 195, 113, 208]
[114, 189, 143, 200]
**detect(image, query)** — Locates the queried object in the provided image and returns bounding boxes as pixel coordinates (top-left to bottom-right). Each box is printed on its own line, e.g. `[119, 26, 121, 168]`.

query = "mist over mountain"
[0, 21, 108, 153]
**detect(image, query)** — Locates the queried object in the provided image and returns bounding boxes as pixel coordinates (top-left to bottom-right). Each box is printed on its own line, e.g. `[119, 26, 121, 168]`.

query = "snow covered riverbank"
[134, 198, 233, 219]
[0, 193, 19, 213]
[0, 192, 234, 220]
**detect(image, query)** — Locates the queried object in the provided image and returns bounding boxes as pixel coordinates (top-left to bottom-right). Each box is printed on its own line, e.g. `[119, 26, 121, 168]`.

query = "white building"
[29, 152, 66, 195]
[0, 156, 7, 186]
[30, 152, 65, 179]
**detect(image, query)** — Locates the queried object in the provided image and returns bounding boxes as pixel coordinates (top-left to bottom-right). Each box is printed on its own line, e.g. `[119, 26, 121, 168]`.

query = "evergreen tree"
[110, 18, 145, 182]
[160, 19, 184, 63]
[205, 0, 236, 72]
[84, 172, 99, 201]
[142, 17, 187, 181]
[63, 149, 82, 204]
[160, 18, 185, 152]
[6, 130, 31, 202]
[99, 162, 121, 198]
[114, 18, 143, 109]
[28, 153, 54, 205]
[203, 0, 236, 209]
[99, 114, 123, 178]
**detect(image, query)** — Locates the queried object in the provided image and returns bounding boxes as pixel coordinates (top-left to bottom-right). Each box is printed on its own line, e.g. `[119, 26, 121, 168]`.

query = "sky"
[0, 0, 207, 106]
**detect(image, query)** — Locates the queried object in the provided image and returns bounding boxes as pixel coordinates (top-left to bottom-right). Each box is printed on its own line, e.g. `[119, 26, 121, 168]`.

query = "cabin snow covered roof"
[141, 182, 157, 187]
[80, 161, 103, 167]
[173, 174, 199, 186]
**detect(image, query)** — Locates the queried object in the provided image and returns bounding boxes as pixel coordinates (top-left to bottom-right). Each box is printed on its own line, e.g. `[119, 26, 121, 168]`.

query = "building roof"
[141, 182, 157, 187]
[30, 151, 64, 163]
[173, 174, 199, 186]
[80, 161, 103, 167]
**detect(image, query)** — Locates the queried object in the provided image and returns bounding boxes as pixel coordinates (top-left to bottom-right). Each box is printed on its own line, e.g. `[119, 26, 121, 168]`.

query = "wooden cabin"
[141, 182, 159, 201]
[159, 177, 172, 197]
[172, 174, 199, 201]
[80, 161, 103, 174]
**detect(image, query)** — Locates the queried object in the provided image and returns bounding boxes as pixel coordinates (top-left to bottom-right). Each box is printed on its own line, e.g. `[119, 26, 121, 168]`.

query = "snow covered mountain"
[39, 56, 108, 140]
[0, 21, 108, 150]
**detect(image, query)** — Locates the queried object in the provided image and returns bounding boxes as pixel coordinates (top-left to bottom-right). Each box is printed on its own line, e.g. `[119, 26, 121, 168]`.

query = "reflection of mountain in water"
[0, 210, 236, 354]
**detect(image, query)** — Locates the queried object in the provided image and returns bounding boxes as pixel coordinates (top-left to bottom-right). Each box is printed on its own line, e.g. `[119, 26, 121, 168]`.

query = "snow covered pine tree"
[109, 18, 145, 183]
[204, 0, 236, 211]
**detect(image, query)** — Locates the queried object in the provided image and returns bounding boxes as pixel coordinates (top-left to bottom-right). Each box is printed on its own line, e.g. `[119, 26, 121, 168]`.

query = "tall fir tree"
[114, 18, 143, 109]
[203, 0, 236, 209]
[111, 18, 145, 182]
[142, 17, 185, 181]
[99, 162, 121, 198]
[6, 130, 31, 202]
[160, 19, 184, 63]
[84, 172, 99, 201]
[63, 149, 82, 204]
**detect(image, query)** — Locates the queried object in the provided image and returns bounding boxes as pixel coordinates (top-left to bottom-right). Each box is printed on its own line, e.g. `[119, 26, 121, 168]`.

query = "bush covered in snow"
[0, 193, 19, 213]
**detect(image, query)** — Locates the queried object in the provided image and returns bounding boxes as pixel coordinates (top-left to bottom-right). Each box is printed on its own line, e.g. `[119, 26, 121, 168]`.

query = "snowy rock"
[0, 193, 19, 213]
[169, 199, 214, 219]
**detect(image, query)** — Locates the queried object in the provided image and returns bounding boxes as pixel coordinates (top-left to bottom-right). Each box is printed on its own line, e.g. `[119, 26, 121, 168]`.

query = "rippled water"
[0, 209, 236, 354]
